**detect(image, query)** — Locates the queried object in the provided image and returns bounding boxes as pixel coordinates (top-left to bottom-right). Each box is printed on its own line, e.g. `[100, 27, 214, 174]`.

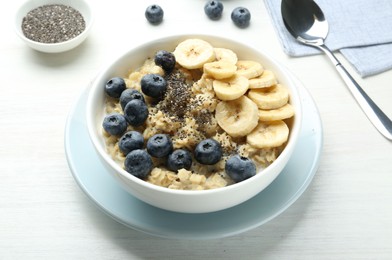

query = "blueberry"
[204, 0, 224, 20]
[123, 99, 149, 126]
[154, 50, 176, 73]
[124, 149, 153, 179]
[141, 74, 167, 98]
[102, 113, 127, 136]
[225, 155, 256, 183]
[146, 134, 173, 158]
[105, 77, 126, 98]
[118, 131, 144, 155]
[231, 7, 251, 28]
[145, 4, 164, 24]
[194, 139, 222, 165]
[120, 89, 145, 110]
[167, 149, 192, 171]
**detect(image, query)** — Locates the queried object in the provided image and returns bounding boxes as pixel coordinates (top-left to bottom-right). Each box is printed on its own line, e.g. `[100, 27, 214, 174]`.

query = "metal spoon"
[281, 0, 392, 141]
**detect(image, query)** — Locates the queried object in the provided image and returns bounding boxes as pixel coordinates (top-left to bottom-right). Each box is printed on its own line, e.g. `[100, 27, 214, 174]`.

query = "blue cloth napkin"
[264, 0, 392, 77]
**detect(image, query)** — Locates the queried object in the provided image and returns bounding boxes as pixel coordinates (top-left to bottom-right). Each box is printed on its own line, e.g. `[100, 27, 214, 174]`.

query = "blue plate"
[65, 75, 323, 240]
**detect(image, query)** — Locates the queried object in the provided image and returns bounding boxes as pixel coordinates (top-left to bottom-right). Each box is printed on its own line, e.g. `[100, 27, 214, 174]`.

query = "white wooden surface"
[1, 0, 392, 259]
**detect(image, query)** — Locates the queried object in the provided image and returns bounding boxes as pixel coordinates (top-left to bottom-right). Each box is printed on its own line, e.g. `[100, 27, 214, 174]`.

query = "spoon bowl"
[281, 0, 392, 141]
[282, 0, 328, 45]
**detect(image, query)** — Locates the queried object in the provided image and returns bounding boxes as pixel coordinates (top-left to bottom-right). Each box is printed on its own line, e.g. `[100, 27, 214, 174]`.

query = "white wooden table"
[1, 0, 391, 259]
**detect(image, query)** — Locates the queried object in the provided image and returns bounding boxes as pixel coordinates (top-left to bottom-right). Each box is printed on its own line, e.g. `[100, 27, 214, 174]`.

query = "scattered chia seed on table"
[21, 4, 86, 44]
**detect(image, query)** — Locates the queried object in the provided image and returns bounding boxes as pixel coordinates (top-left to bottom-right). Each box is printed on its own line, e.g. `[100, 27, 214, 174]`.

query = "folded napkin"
[264, 0, 392, 77]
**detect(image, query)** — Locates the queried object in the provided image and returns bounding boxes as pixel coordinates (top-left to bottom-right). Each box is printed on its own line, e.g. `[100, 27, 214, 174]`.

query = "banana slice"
[247, 120, 289, 148]
[258, 103, 295, 121]
[173, 39, 216, 69]
[236, 60, 264, 79]
[214, 48, 238, 65]
[248, 84, 289, 110]
[213, 75, 249, 100]
[215, 96, 259, 137]
[249, 70, 278, 89]
[204, 60, 237, 79]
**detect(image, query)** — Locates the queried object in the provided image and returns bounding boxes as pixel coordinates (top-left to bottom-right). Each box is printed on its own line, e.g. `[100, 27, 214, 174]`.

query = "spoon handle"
[317, 44, 392, 141]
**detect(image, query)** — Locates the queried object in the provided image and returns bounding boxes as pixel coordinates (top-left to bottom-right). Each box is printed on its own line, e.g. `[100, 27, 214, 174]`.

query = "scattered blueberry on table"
[204, 0, 224, 20]
[231, 7, 251, 28]
[145, 4, 164, 24]
[144, 3, 251, 29]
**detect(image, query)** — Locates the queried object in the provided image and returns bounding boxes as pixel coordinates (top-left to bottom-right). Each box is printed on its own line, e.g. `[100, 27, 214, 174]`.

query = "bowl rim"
[86, 34, 303, 195]
[14, 0, 94, 49]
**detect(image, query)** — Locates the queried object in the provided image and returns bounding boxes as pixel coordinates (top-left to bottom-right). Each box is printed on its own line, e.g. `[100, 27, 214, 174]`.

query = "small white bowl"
[86, 34, 302, 213]
[15, 0, 93, 53]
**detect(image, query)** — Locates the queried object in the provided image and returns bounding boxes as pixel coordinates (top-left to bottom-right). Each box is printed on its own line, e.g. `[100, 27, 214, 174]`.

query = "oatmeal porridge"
[101, 39, 294, 190]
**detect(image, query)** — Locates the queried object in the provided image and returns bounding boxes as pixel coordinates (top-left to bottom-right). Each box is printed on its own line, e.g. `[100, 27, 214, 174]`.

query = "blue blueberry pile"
[101, 50, 177, 179]
[102, 49, 257, 184]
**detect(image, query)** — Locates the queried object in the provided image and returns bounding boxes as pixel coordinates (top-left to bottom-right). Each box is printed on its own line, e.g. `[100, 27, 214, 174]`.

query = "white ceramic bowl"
[86, 34, 302, 214]
[15, 0, 93, 53]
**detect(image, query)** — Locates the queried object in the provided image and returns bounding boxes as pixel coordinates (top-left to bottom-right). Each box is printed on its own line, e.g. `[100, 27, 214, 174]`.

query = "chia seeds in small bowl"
[15, 0, 94, 53]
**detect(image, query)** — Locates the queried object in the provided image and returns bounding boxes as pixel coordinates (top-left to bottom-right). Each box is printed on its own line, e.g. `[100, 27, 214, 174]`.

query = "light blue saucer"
[64, 76, 323, 240]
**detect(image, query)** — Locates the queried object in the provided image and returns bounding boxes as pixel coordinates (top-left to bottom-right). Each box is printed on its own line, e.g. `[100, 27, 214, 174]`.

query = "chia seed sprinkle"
[147, 67, 221, 147]
[157, 69, 193, 119]
[21, 4, 86, 44]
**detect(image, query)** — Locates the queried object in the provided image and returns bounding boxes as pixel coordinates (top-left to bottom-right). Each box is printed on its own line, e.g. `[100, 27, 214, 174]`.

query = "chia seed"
[150, 68, 219, 146]
[21, 4, 86, 44]
[157, 69, 193, 119]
